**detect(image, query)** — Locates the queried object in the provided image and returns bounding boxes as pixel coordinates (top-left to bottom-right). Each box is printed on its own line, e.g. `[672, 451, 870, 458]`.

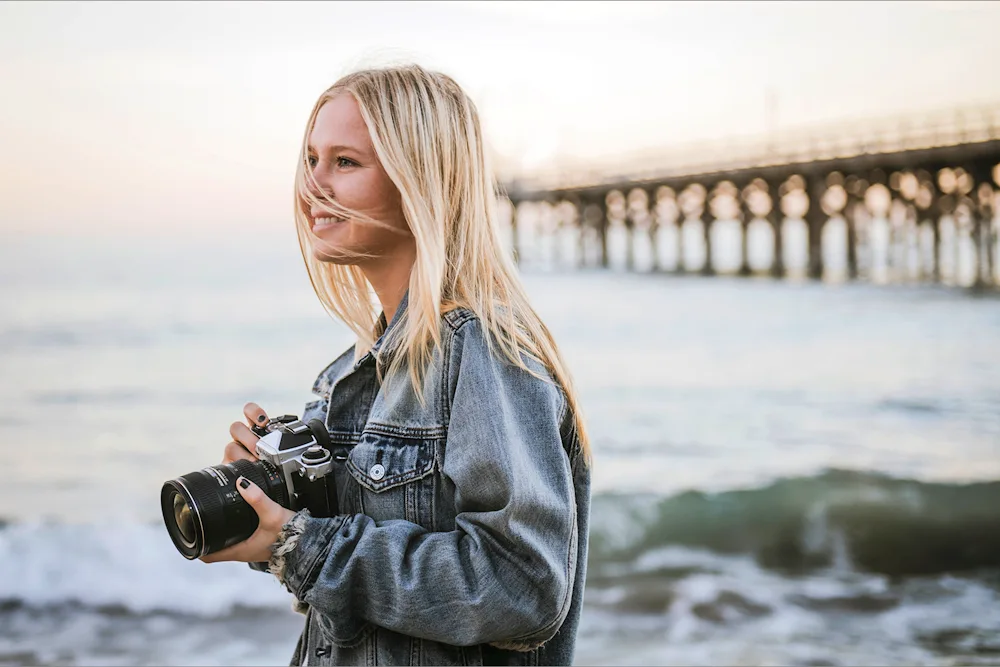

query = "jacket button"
[369, 463, 385, 481]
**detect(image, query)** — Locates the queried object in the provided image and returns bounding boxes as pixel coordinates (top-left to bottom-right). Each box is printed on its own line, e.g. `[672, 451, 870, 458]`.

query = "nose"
[304, 166, 325, 198]
[302, 156, 335, 197]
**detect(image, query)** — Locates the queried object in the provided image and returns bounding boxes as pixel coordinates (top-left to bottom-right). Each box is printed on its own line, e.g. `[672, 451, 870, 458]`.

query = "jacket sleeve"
[268, 319, 579, 650]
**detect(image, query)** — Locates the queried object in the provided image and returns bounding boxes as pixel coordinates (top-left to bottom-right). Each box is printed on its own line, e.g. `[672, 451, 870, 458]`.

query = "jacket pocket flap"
[346, 430, 434, 493]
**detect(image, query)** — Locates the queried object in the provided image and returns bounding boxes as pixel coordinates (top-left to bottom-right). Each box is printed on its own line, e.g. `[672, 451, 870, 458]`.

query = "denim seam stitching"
[299, 522, 342, 597]
[487, 498, 577, 652]
[345, 455, 434, 491]
[363, 422, 447, 439]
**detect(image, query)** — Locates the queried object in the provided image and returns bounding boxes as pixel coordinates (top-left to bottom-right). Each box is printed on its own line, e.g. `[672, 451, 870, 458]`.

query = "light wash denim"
[255, 292, 591, 666]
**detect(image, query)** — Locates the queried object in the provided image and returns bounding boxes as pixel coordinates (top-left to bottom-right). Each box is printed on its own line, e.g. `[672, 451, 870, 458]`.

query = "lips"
[312, 216, 346, 229]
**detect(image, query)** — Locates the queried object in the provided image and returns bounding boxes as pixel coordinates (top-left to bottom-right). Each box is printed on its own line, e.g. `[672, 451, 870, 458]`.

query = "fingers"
[199, 540, 249, 563]
[222, 440, 256, 464]
[199, 477, 294, 564]
[199, 526, 270, 564]
[220, 404, 268, 465]
[244, 402, 269, 429]
[229, 421, 260, 456]
[235, 477, 284, 527]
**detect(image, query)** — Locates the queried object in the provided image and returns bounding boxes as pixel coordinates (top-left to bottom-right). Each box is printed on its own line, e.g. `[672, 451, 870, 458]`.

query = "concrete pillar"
[969, 196, 985, 289]
[701, 184, 715, 276]
[844, 195, 861, 280]
[580, 199, 603, 269]
[573, 198, 586, 270]
[805, 176, 826, 280]
[983, 189, 996, 286]
[647, 189, 660, 272]
[971, 163, 996, 288]
[738, 186, 753, 277]
[599, 202, 610, 269]
[675, 198, 687, 275]
[931, 191, 943, 283]
[767, 179, 785, 278]
[934, 190, 955, 284]
[624, 214, 635, 272]
[510, 200, 521, 266]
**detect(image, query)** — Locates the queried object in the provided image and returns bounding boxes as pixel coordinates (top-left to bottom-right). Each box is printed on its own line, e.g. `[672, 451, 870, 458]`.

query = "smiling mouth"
[313, 216, 346, 228]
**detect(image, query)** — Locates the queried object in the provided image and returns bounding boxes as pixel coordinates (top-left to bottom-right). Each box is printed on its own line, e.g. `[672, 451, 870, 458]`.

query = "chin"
[310, 243, 350, 265]
[310, 238, 367, 267]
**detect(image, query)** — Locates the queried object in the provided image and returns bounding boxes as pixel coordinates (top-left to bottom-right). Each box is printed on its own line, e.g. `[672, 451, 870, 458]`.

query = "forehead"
[309, 93, 372, 150]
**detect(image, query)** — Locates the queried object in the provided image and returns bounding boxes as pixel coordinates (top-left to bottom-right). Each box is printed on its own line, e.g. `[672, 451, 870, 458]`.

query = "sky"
[1, 0, 999, 236]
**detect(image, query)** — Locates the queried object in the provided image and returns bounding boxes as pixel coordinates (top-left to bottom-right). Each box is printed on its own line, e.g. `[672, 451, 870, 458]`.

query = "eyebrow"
[307, 143, 363, 154]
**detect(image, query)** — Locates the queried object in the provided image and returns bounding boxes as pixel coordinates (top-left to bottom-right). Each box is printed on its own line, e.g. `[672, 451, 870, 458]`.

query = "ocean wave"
[589, 469, 1000, 576]
[1, 470, 997, 619]
[0, 521, 295, 617]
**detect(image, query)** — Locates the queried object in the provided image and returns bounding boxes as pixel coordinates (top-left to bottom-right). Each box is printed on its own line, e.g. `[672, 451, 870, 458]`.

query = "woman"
[201, 64, 592, 666]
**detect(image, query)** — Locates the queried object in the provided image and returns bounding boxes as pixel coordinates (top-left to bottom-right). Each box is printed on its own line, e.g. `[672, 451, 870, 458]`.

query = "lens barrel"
[160, 458, 287, 560]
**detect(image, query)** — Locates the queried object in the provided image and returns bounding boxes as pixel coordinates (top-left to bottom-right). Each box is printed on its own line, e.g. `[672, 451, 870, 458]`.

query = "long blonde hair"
[293, 64, 591, 462]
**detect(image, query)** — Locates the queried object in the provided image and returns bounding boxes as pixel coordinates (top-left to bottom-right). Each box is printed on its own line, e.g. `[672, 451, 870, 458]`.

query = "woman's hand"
[221, 402, 271, 464]
[199, 476, 297, 564]
[203, 401, 295, 565]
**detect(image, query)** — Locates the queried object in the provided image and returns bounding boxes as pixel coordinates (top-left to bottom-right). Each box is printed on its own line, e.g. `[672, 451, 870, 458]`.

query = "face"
[302, 93, 411, 266]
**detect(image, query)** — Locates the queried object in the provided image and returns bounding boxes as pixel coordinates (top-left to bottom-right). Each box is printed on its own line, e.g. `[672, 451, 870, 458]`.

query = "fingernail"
[239, 478, 250, 489]
[257, 415, 267, 423]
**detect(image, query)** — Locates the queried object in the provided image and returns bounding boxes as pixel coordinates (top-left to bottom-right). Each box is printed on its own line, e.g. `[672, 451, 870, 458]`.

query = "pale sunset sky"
[1, 1, 999, 236]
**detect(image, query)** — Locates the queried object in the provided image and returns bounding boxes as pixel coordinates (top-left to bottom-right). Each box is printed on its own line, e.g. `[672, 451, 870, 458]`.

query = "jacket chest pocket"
[346, 428, 437, 529]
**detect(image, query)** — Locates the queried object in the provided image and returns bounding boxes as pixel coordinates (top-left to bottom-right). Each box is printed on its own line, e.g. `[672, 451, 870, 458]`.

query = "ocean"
[1, 227, 999, 666]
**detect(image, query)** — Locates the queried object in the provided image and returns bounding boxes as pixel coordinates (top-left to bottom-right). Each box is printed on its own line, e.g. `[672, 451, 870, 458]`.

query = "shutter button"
[369, 463, 385, 481]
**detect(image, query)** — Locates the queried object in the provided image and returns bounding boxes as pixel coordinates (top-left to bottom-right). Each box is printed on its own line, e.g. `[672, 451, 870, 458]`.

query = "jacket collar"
[311, 290, 411, 397]
[357, 289, 409, 370]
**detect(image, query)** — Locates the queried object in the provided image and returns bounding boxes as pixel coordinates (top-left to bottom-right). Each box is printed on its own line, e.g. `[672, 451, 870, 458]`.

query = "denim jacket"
[256, 293, 591, 666]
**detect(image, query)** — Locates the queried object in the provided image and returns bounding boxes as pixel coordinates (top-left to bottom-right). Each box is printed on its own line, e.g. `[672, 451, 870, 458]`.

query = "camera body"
[161, 414, 340, 560]
[252, 414, 340, 518]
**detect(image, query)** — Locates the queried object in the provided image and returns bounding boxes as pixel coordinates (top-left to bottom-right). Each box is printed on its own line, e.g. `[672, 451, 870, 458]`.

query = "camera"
[160, 415, 339, 560]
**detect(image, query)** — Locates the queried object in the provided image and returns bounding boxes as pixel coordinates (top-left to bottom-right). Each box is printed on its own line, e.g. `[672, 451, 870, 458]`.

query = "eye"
[336, 157, 358, 168]
[307, 155, 318, 168]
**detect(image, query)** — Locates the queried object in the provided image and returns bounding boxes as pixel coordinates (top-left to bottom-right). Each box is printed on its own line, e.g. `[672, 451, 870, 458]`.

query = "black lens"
[160, 459, 287, 560]
[173, 494, 196, 546]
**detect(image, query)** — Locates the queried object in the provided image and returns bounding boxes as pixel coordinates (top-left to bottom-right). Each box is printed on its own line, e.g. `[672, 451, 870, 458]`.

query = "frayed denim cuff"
[268, 509, 345, 601]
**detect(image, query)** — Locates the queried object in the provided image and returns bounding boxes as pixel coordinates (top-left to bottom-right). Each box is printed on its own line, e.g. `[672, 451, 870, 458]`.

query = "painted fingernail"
[257, 415, 267, 423]
[239, 478, 250, 489]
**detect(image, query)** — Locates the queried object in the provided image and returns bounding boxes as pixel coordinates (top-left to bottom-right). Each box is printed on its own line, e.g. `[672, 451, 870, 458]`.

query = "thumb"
[236, 476, 280, 520]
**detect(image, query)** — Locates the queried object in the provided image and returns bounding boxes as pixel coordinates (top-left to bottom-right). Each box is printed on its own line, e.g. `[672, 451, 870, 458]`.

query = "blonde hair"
[293, 64, 591, 462]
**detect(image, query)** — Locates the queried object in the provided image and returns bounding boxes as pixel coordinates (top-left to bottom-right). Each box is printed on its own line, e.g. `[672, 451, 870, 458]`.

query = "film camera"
[160, 415, 339, 559]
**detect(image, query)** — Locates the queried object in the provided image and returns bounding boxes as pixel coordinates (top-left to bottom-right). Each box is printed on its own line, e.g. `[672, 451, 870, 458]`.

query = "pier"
[499, 103, 1000, 289]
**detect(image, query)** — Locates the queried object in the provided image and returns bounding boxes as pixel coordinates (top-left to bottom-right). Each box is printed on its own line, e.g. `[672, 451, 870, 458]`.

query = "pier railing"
[496, 101, 1000, 290]
[500, 102, 1000, 195]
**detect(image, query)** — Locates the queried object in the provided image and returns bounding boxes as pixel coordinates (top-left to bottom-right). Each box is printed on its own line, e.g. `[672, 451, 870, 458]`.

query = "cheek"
[372, 176, 405, 225]
[346, 174, 405, 228]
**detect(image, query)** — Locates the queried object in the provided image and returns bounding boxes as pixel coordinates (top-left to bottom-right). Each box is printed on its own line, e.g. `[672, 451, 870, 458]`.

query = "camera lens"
[173, 494, 196, 546]
[160, 458, 288, 560]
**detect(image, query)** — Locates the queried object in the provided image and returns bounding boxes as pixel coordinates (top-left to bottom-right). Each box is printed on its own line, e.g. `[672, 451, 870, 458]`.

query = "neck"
[361, 242, 416, 327]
